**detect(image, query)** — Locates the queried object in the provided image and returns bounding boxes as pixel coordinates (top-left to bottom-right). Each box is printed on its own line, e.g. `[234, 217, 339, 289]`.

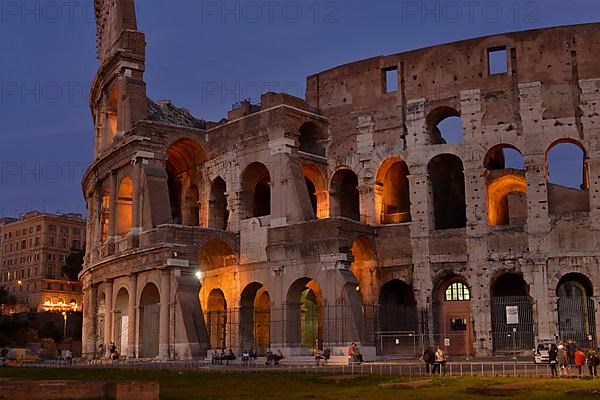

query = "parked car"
[532, 339, 555, 364]
[6, 348, 41, 363]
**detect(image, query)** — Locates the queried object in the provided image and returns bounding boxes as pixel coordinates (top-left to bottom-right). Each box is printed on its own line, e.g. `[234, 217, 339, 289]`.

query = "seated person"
[315, 346, 331, 366]
[241, 349, 249, 365]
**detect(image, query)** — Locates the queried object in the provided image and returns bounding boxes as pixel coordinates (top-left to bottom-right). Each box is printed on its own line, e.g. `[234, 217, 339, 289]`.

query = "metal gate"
[558, 296, 597, 346]
[491, 296, 534, 353]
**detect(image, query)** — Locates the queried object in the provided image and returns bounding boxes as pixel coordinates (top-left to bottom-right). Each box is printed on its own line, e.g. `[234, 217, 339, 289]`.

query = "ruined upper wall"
[306, 23, 600, 150]
[94, 0, 139, 61]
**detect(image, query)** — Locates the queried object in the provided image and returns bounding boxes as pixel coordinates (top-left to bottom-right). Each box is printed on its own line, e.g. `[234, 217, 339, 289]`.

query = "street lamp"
[62, 311, 67, 338]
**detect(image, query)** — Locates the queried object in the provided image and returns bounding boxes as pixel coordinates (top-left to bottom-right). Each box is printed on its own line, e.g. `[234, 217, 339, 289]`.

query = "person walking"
[574, 347, 586, 377]
[549, 343, 559, 377]
[567, 338, 576, 367]
[587, 347, 599, 377]
[558, 344, 568, 376]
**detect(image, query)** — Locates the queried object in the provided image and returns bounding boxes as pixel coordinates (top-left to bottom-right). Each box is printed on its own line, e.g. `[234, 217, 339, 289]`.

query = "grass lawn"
[1, 368, 600, 399]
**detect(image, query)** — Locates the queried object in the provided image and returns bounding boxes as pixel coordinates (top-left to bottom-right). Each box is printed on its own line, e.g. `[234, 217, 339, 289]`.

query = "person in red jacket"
[574, 347, 586, 377]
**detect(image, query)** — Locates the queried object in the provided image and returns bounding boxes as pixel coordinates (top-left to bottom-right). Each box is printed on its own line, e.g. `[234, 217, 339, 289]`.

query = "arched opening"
[182, 185, 200, 226]
[330, 169, 360, 221]
[298, 122, 326, 157]
[546, 140, 589, 214]
[427, 107, 463, 144]
[166, 139, 207, 225]
[241, 162, 271, 219]
[116, 177, 133, 236]
[286, 278, 323, 352]
[428, 154, 466, 230]
[303, 164, 328, 219]
[206, 289, 227, 350]
[139, 283, 160, 358]
[375, 157, 411, 224]
[100, 190, 110, 242]
[105, 87, 118, 144]
[377, 280, 417, 356]
[433, 277, 473, 356]
[485, 145, 527, 226]
[199, 240, 236, 271]
[114, 288, 129, 356]
[490, 273, 534, 354]
[557, 273, 596, 346]
[239, 283, 271, 355]
[209, 177, 228, 230]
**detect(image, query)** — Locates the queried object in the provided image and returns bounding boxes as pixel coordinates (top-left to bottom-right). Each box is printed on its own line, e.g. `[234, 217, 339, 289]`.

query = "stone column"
[81, 284, 92, 357]
[158, 269, 171, 359]
[127, 274, 138, 358]
[108, 172, 118, 254]
[531, 261, 551, 339]
[358, 184, 376, 225]
[103, 280, 113, 355]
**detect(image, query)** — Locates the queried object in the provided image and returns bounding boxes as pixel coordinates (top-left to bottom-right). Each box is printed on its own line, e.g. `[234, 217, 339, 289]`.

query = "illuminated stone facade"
[1, 212, 85, 313]
[81, 0, 600, 359]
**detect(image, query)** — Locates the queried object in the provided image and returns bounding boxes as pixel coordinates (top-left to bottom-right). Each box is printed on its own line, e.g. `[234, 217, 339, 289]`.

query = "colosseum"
[80, 0, 600, 360]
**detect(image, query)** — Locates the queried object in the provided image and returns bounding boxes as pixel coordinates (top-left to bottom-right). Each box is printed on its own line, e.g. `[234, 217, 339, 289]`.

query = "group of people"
[422, 346, 448, 375]
[240, 348, 258, 365]
[58, 348, 73, 365]
[96, 342, 120, 360]
[211, 349, 237, 365]
[348, 343, 364, 363]
[548, 339, 600, 377]
[315, 346, 331, 366]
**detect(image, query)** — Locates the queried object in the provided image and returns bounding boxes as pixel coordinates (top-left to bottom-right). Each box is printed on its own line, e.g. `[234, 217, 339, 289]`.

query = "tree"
[61, 250, 85, 281]
[0, 285, 17, 306]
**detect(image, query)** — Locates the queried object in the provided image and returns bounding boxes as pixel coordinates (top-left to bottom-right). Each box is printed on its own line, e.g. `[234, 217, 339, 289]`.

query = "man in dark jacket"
[422, 347, 435, 374]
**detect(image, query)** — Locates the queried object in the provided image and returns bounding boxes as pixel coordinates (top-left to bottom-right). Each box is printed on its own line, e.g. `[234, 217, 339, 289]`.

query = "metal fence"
[491, 296, 534, 353]
[28, 358, 591, 379]
[558, 296, 597, 347]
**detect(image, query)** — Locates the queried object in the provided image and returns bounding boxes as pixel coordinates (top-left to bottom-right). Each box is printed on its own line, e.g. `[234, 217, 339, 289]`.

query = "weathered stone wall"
[81, 2, 600, 359]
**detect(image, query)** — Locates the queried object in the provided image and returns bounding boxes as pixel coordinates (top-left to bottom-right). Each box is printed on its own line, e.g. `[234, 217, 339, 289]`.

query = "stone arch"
[139, 282, 160, 358]
[546, 139, 589, 215]
[206, 288, 227, 350]
[298, 122, 327, 157]
[166, 138, 208, 225]
[426, 106, 463, 144]
[375, 157, 411, 224]
[285, 278, 323, 351]
[199, 239, 236, 271]
[113, 287, 129, 356]
[208, 177, 228, 230]
[428, 154, 466, 230]
[116, 176, 133, 236]
[330, 168, 360, 221]
[433, 275, 473, 356]
[484, 144, 527, 226]
[490, 272, 534, 354]
[239, 282, 271, 354]
[303, 164, 328, 219]
[241, 162, 271, 219]
[377, 280, 417, 355]
[556, 272, 596, 345]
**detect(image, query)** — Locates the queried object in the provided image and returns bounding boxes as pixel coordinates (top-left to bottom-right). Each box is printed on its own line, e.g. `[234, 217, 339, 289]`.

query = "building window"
[383, 66, 399, 93]
[445, 282, 470, 301]
[36, 225, 41, 232]
[49, 224, 56, 232]
[450, 318, 468, 331]
[488, 47, 508, 75]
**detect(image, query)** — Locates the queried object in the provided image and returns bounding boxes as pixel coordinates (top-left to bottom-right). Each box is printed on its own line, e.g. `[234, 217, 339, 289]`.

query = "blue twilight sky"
[0, 0, 596, 217]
